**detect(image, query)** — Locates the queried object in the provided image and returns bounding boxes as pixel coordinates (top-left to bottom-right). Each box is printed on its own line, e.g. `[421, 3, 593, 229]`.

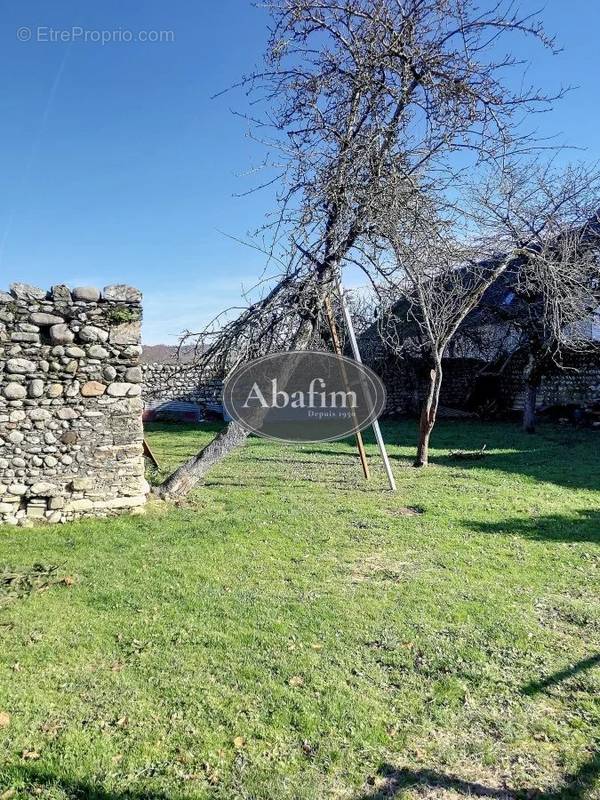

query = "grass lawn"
[0, 420, 599, 799]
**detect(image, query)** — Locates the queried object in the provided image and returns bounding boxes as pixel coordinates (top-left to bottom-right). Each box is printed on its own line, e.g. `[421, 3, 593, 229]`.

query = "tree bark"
[414, 361, 443, 467]
[522, 353, 541, 434]
[153, 421, 249, 499]
[522, 382, 539, 433]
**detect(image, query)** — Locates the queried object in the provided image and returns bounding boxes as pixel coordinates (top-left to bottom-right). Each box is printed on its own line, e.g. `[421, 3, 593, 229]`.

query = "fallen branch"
[448, 445, 488, 460]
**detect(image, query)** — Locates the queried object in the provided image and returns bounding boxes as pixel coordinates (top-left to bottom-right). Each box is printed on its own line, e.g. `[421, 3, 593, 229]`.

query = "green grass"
[1, 420, 599, 799]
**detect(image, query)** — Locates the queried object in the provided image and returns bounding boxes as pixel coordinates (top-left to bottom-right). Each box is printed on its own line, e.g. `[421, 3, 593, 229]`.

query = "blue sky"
[1, 1, 599, 344]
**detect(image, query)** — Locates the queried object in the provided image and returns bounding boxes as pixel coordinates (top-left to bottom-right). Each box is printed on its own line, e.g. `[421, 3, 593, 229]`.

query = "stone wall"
[367, 350, 600, 417]
[141, 362, 222, 406]
[377, 357, 485, 415]
[497, 350, 600, 411]
[141, 362, 212, 403]
[0, 282, 147, 526]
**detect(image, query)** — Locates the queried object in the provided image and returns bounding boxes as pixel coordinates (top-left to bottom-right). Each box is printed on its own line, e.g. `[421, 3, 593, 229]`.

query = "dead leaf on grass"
[202, 762, 220, 785]
[387, 506, 424, 517]
[0, 712, 10, 728]
[301, 740, 315, 757]
[21, 749, 40, 760]
[233, 736, 246, 749]
[351, 555, 413, 583]
[288, 675, 304, 687]
[41, 720, 62, 737]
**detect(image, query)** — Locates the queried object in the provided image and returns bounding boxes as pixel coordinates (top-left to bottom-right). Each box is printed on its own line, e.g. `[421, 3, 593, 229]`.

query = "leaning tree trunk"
[154, 421, 249, 499]
[153, 290, 325, 500]
[414, 361, 443, 467]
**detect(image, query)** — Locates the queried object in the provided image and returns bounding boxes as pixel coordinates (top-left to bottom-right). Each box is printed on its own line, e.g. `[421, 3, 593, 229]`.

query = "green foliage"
[105, 306, 142, 325]
[0, 421, 599, 799]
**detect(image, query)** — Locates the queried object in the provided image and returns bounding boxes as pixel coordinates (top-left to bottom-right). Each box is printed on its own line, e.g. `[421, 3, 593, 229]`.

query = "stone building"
[0, 282, 147, 526]
[358, 265, 600, 418]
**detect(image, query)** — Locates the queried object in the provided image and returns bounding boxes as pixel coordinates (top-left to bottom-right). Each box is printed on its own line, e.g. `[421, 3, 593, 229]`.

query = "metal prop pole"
[334, 276, 397, 492]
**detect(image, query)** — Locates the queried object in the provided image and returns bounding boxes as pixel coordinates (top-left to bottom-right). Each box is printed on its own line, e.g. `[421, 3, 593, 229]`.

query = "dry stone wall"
[0, 282, 147, 526]
[141, 362, 222, 406]
[367, 350, 600, 416]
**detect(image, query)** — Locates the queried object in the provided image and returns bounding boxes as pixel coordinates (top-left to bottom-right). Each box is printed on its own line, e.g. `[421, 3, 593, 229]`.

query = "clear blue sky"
[1, 1, 599, 344]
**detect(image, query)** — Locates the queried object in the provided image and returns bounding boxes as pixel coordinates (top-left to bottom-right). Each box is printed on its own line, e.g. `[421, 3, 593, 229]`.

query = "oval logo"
[223, 351, 386, 442]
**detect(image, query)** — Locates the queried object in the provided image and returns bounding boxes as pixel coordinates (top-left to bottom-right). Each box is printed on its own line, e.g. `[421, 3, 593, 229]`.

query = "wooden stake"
[333, 278, 397, 492]
[143, 438, 160, 469]
[323, 294, 371, 481]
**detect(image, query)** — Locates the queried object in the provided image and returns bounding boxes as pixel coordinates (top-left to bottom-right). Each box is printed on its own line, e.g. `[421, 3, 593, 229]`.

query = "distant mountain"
[141, 344, 198, 364]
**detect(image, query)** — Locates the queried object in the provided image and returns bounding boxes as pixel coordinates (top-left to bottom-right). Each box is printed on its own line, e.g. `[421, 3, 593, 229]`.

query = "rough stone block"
[71, 477, 93, 490]
[107, 382, 134, 397]
[7, 358, 36, 373]
[102, 285, 142, 303]
[109, 322, 140, 345]
[30, 313, 64, 326]
[81, 381, 106, 397]
[87, 345, 109, 359]
[30, 482, 58, 496]
[10, 282, 46, 301]
[66, 346, 86, 358]
[51, 285, 72, 302]
[79, 325, 109, 343]
[57, 407, 79, 420]
[73, 286, 100, 302]
[29, 408, 51, 421]
[3, 383, 26, 400]
[65, 498, 94, 512]
[11, 332, 40, 343]
[50, 324, 75, 345]
[28, 379, 45, 398]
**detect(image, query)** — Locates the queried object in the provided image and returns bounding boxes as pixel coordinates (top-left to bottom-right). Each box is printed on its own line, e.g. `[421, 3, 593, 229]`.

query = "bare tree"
[377, 161, 600, 465]
[156, 0, 560, 498]
[473, 161, 600, 432]
[377, 184, 524, 466]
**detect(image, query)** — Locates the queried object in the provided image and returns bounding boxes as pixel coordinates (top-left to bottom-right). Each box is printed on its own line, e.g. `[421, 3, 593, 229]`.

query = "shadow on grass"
[466, 509, 600, 544]
[144, 421, 225, 437]
[358, 654, 600, 799]
[522, 653, 600, 696]
[414, 420, 600, 494]
[146, 419, 600, 493]
[1, 765, 170, 799]
[357, 765, 511, 798]
[300, 420, 600, 493]
[356, 754, 600, 799]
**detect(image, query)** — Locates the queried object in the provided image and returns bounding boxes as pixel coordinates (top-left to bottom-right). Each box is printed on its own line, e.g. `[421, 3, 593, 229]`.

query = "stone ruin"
[0, 282, 147, 526]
